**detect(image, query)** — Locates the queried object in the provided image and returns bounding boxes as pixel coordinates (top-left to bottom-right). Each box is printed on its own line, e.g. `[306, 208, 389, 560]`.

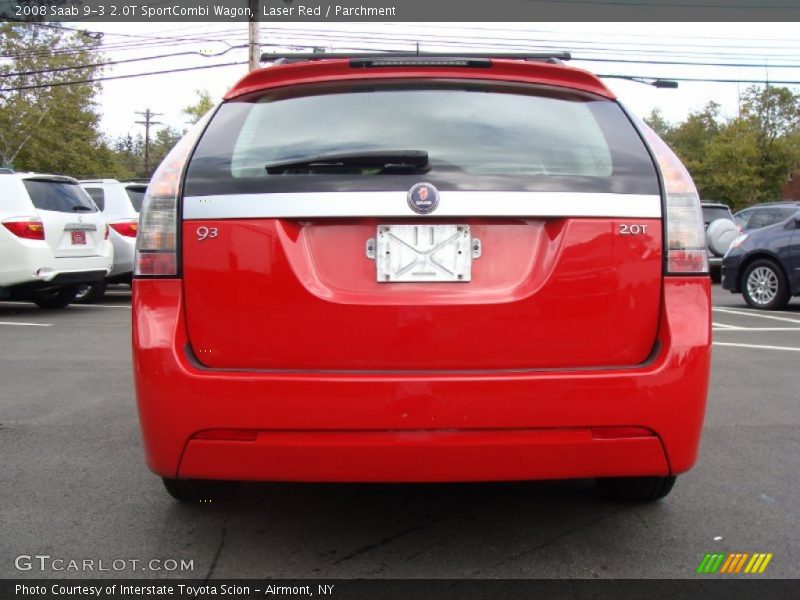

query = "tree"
[644, 108, 671, 139]
[182, 89, 214, 125]
[738, 85, 800, 203]
[0, 23, 123, 177]
[652, 89, 800, 210]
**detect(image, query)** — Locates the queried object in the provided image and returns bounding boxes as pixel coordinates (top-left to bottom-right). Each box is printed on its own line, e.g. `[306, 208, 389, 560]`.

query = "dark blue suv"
[722, 209, 800, 309]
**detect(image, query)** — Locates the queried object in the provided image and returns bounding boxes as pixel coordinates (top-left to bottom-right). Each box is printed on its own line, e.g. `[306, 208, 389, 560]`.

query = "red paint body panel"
[224, 59, 616, 100]
[181, 218, 663, 370]
[132, 277, 711, 482]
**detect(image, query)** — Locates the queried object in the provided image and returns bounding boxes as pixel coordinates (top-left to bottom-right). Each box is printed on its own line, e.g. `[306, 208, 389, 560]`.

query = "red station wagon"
[132, 53, 711, 502]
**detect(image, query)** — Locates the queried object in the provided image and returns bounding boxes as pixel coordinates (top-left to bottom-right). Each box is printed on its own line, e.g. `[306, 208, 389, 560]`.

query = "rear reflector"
[3, 219, 45, 240]
[109, 220, 138, 238]
[193, 429, 259, 442]
[135, 252, 177, 276]
[639, 121, 708, 275]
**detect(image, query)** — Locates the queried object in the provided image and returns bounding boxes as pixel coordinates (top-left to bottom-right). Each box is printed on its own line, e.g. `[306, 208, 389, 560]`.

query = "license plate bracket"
[372, 224, 476, 283]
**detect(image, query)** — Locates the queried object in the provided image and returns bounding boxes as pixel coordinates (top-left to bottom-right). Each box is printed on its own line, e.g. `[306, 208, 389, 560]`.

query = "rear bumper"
[108, 232, 135, 278]
[0, 237, 113, 288]
[132, 277, 711, 482]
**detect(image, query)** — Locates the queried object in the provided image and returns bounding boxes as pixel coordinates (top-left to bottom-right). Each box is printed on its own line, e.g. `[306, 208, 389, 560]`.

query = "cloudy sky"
[68, 22, 800, 140]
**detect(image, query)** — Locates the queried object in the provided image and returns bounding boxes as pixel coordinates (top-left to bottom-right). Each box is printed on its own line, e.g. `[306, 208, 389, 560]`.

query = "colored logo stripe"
[699, 552, 773, 574]
[697, 553, 725, 573]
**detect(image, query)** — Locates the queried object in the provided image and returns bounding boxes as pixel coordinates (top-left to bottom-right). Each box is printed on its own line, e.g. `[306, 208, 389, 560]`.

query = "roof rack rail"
[260, 51, 572, 67]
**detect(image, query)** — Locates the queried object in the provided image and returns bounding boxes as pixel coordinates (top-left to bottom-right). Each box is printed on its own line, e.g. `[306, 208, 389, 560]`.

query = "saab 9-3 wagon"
[132, 53, 712, 502]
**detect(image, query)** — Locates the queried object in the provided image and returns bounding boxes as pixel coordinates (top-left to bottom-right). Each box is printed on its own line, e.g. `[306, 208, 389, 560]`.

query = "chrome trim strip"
[183, 192, 662, 220]
[63, 223, 98, 231]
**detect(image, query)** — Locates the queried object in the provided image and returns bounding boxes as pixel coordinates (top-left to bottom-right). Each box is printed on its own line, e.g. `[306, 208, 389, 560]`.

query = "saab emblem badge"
[407, 182, 439, 214]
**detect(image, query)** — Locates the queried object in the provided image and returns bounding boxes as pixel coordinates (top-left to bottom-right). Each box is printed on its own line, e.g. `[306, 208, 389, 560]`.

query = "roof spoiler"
[260, 51, 572, 67]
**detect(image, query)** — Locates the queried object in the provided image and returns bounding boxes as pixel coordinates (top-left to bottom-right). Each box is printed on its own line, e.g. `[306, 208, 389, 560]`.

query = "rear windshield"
[185, 81, 659, 196]
[125, 186, 146, 212]
[24, 180, 97, 213]
[83, 187, 105, 211]
[702, 205, 733, 226]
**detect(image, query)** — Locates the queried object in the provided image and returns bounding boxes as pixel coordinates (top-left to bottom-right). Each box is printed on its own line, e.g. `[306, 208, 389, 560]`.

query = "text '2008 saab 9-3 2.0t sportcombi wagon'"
[131, 52, 711, 503]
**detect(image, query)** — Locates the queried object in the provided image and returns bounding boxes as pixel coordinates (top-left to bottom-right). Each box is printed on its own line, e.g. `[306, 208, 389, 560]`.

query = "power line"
[599, 73, 800, 84]
[0, 45, 247, 78]
[0, 60, 247, 93]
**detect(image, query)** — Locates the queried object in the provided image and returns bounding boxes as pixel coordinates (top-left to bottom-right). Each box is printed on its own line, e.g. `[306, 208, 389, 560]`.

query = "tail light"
[640, 122, 708, 275]
[3, 218, 45, 241]
[134, 109, 215, 277]
[109, 221, 138, 238]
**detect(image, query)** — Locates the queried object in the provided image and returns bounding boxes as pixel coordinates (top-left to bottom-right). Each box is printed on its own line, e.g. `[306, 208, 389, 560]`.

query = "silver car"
[78, 179, 146, 301]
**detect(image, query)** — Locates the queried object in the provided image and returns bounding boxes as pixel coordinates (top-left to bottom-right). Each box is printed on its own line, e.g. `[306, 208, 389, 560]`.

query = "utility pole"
[134, 108, 162, 177]
[248, 0, 260, 72]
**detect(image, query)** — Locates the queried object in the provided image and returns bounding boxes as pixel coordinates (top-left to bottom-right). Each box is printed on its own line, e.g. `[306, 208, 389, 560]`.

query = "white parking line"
[714, 306, 800, 316]
[713, 327, 800, 332]
[0, 301, 130, 309]
[712, 322, 744, 330]
[714, 342, 800, 352]
[0, 321, 52, 327]
[712, 307, 800, 325]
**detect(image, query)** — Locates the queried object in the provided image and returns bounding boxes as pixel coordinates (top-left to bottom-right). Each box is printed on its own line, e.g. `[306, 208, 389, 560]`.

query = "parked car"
[77, 179, 145, 302]
[722, 209, 800, 309]
[0, 172, 113, 308]
[734, 201, 800, 232]
[132, 53, 711, 503]
[701, 202, 740, 283]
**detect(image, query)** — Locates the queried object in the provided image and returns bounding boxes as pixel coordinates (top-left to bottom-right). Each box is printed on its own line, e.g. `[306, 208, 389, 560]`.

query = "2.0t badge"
[407, 182, 440, 214]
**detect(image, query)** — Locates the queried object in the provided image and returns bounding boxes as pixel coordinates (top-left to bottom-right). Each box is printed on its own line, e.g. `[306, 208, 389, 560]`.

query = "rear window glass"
[23, 180, 97, 213]
[83, 187, 105, 211]
[125, 186, 146, 212]
[185, 81, 659, 196]
[702, 205, 732, 226]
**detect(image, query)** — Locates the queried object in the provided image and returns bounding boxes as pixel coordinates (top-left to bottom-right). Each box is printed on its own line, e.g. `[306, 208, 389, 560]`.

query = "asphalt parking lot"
[1, 285, 798, 579]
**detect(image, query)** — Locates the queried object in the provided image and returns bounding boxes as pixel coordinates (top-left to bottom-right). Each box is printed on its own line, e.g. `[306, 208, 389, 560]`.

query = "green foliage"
[183, 89, 214, 124]
[0, 23, 126, 178]
[644, 108, 671, 139]
[658, 87, 800, 211]
[110, 127, 182, 179]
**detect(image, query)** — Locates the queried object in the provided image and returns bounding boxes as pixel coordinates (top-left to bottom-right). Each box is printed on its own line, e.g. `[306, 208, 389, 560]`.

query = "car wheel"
[75, 281, 107, 304]
[596, 475, 676, 502]
[710, 266, 721, 284]
[162, 478, 233, 503]
[741, 259, 789, 310]
[31, 285, 80, 309]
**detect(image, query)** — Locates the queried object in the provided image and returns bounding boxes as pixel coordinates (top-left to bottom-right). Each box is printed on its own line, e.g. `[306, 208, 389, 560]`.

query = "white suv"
[0, 172, 113, 308]
[78, 179, 145, 301]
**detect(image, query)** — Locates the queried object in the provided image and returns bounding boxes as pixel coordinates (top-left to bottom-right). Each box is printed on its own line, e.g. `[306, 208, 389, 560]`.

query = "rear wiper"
[265, 150, 429, 174]
[72, 206, 94, 212]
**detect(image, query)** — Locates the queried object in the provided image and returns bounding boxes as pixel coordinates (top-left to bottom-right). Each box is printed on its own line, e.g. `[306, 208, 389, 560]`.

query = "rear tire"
[75, 281, 107, 304]
[710, 266, 721, 284]
[162, 478, 232, 503]
[596, 475, 676, 502]
[32, 285, 80, 309]
[741, 259, 789, 310]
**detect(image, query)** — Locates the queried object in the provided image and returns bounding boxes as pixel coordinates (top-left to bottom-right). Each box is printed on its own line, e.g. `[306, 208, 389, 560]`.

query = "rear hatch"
[181, 79, 663, 371]
[24, 177, 106, 258]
